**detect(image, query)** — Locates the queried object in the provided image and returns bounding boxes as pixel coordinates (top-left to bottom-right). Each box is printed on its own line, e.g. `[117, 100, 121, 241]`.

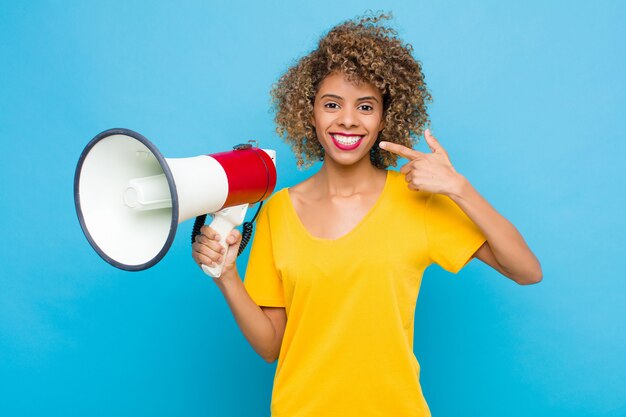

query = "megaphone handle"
[201, 204, 249, 278]
[200, 217, 231, 278]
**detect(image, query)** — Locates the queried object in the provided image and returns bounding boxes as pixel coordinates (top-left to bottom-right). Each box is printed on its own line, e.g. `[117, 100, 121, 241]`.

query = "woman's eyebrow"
[320, 94, 343, 100]
[357, 96, 379, 103]
[320, 94, 379, 103]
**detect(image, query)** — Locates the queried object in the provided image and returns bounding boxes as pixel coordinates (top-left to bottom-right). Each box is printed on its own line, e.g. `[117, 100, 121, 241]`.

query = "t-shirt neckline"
[283, 170, 390, 244]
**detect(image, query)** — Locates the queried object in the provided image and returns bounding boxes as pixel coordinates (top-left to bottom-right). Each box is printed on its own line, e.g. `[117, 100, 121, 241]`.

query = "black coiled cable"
[191, 202, 263, 257]
[191, 214, 207, 244]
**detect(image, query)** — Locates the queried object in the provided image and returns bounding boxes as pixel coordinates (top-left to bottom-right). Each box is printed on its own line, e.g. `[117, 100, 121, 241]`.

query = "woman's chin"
[323, 150, 373, 167]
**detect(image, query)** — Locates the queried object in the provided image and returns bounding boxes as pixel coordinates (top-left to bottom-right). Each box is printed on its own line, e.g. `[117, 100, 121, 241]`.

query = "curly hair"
[270, 12, 432, 169]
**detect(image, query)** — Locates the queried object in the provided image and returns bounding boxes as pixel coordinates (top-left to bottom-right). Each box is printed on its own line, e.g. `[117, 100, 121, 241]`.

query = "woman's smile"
[330, 132, 365, 150]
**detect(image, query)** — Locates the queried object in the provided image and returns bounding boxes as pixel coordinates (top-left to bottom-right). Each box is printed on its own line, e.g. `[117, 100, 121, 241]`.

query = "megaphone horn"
[74, 128, 277, 276]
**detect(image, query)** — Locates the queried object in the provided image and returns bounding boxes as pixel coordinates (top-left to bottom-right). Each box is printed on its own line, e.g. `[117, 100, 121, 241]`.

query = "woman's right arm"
[192, 226, 286, 363]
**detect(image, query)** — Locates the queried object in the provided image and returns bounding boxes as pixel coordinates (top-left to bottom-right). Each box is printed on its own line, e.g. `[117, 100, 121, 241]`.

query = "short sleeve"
[425, 193, 487, 274]
[243, 202, 285, 307]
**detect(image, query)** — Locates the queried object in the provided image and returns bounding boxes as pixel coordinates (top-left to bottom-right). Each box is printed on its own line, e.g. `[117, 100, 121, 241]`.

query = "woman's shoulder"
[385, 169, 466, 219]
[261, 187, 288, 210]
[386, 168, 404, 183]
[385, 169, 431, 205]
[385, 168, 410, 194]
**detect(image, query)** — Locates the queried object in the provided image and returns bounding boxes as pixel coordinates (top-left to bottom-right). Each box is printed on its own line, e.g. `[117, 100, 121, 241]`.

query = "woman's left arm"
[448, 177, 543, 285]
[380, 130, 543, 285]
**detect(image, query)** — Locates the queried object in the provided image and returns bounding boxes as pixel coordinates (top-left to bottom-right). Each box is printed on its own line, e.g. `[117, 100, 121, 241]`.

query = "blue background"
[1, 1, 624, 416]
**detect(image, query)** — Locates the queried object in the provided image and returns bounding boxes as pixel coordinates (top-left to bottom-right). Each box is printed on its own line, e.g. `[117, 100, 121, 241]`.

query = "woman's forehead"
[316, 72, 381, 99]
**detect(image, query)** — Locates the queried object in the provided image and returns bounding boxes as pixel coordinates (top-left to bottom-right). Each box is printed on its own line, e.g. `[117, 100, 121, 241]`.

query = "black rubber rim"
[74, 128, 179, 271]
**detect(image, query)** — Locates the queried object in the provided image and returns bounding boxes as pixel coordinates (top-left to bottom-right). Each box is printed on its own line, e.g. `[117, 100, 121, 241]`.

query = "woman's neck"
[314, 157, 385, 198]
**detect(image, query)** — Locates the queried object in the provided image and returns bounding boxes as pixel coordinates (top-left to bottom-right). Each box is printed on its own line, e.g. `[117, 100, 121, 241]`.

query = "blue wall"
[1, 1, 624, 416]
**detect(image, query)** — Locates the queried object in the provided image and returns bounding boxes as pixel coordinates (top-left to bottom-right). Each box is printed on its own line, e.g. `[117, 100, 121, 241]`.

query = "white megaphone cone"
[74, 128, 277, 277]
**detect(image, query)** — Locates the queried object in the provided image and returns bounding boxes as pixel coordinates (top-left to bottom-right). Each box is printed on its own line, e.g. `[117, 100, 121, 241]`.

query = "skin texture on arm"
[260, 306, 287, 362]
[380, 130, 542, 285]
[217, 273, 286, 362]
[452, 178, 543, 285]
[471, 241, 511, 278]
[192, 226, 287, 362]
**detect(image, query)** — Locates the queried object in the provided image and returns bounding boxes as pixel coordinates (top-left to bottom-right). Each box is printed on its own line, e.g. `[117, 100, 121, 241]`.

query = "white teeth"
[332, 134, 363, 145]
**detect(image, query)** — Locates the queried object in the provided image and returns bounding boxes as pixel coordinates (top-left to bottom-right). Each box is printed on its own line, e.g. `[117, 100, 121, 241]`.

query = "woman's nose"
[337, 108, 358, 128]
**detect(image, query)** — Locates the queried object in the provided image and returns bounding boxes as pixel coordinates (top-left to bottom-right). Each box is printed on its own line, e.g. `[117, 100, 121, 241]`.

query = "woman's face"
[312, 72, 384, 167]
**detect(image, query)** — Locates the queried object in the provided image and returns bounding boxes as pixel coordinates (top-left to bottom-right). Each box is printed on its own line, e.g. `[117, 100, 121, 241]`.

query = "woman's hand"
[379, 129, 466, 196]
[192, 225, 242, 282]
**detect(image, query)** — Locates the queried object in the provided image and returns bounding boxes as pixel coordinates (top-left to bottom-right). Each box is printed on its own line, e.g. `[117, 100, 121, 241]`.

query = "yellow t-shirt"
[243, 169, 487, 417]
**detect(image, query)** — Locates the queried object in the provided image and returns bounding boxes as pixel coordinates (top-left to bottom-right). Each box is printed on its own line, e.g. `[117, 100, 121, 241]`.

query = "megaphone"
[74, 128, 277, 277]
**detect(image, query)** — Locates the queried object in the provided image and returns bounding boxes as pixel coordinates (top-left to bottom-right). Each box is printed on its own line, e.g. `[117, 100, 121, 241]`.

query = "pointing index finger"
[379, 141, 424, 160]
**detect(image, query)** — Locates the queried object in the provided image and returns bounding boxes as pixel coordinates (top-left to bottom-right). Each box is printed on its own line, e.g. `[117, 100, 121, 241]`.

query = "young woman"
[192, 13, 542, 417]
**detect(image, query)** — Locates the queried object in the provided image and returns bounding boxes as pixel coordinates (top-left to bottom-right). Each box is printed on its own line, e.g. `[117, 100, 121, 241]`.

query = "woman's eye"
[324, 103, 339, 109]
[359, 104, 373, 111]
